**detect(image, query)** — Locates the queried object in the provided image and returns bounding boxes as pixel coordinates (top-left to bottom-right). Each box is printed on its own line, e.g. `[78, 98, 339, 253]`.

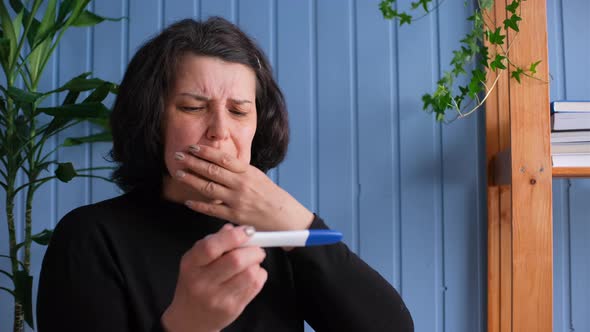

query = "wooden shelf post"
[486, 1, 553, 332]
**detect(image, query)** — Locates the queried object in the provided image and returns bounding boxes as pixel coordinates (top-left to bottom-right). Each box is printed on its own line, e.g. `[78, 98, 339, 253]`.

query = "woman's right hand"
[161, 224, 268, 332]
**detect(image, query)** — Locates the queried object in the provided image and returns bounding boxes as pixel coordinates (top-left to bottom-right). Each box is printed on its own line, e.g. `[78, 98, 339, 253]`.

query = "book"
[551, 130, 590, 143]
[551, 113, 590, 131]
[552, 153, 590, 167]
[551, 100, 590, 113]
[552, 142, 590, 154]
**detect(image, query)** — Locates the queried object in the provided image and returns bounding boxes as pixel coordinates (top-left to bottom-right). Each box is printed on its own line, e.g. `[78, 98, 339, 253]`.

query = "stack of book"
[551, 100, 590, 167]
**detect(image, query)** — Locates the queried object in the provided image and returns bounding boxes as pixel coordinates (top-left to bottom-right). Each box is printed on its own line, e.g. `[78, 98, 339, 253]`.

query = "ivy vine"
[379, 0, 542, 122]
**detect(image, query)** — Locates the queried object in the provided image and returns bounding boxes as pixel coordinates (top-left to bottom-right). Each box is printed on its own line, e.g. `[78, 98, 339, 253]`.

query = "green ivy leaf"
[490, 54, 507, 71]
[379, 0, 396, 19]
[55, 162, 77, 183]
[529, 60, 542, 74]
[487, 27, 506, 45]
[399, 13, 412, 25]
[411, 0, 431, 12]
[506, 0, 520, 14]
[511, 67, 524, 83]
[504, 14, 522, 32]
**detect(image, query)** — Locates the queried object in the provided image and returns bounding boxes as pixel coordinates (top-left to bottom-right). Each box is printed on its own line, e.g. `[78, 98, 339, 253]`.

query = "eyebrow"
[179, 93, 252, 105]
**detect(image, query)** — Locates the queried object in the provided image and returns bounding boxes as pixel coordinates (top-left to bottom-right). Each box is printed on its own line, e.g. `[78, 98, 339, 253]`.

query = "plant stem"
[14, 301, 24, 332]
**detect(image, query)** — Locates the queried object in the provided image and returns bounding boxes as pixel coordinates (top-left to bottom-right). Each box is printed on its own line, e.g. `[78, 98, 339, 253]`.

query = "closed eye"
[179, 106, 205, 112]
[230, 109, 247, 116]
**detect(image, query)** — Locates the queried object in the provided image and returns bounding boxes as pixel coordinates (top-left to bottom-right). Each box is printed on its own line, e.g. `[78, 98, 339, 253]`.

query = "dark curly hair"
[110, 17, 289, 193]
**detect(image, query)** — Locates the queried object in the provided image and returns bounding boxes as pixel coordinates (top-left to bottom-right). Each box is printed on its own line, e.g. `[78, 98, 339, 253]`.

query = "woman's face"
[162, 55, 258, 179]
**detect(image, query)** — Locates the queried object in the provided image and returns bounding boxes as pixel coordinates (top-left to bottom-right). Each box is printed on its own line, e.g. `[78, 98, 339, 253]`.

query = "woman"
[37, 17, 413, 332]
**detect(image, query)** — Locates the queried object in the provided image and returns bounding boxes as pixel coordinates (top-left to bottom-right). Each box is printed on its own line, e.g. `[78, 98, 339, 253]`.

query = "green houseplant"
[379, 0, 542, 122]
[0, 1, 118, 330]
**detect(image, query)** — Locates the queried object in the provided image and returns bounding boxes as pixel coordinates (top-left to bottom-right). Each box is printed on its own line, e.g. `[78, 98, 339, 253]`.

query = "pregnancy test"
[242, 230, 342, 248]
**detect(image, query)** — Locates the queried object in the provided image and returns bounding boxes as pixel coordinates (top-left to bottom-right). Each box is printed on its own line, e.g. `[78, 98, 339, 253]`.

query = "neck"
[161, 175, 210, 205]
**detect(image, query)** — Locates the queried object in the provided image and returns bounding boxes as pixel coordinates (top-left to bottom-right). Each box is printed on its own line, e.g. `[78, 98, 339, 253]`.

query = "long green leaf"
[57, 0, 76, 23]
[0, 37, 11, 74]
[12, 10, 23, 44]
[72, 10, 122, 27]
[31, 229, 53, 245]
[45, 72, 107, 94]
[36, 0, 57, 43]
[0, 268, 13, 280]
[38, 102, 110, 119]
[8, 0, 42, 53]
[7, 86, 43, 104]
[0, 1, 17, 70]
[14, 270, 34, 329]
[63, 131, 112, 147]
[83, 83, 113, 103]
[15, 229, 53, 251]
[0, 286, 15, 297]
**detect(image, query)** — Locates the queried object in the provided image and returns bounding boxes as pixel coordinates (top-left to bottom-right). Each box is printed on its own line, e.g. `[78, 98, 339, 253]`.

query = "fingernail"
[176, 170, 186, 178]
[184, 200, 193, 207]
[244, 226, 256, 237]
[174, 152, 185, 160]
[189, 144, 200, 153]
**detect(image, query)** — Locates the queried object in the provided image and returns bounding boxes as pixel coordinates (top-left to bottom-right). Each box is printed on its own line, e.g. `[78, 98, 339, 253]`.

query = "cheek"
[162, 115, 207, 172]
[235, 123, 257, 163]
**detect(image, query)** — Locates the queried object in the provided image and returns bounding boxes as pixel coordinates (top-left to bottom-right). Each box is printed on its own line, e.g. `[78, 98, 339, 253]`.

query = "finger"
[175, 168, 231, 201]
[204, 246, 266, 283]
[188, 144, 247, 173]
[185, 199, 236, 222]
[219, 265, 268, 310]
[187, 225, 255, 266]
[177, 151, 239, 188]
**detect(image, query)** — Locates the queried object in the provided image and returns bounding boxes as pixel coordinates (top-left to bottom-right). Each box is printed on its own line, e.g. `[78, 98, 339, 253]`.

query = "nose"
[205, 108, 230, 141]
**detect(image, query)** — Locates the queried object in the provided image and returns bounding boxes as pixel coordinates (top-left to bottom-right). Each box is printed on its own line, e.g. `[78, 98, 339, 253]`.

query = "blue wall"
[0, 1, 586, 331]
[548, 1, 590, 332]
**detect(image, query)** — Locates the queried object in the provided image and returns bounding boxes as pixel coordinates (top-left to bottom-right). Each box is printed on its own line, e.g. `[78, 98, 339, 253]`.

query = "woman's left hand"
[174, 144, 314, 231]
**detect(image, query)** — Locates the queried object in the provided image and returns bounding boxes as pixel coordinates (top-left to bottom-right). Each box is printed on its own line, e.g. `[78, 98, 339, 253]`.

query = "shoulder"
[51, 192, 143, 245]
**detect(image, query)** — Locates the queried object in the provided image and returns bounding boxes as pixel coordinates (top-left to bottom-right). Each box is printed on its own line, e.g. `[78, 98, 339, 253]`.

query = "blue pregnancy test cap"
[305, 230, 343, 246]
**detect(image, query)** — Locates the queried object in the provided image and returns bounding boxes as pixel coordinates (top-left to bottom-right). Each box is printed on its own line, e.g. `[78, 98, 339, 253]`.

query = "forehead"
[172, 54, 256, 98]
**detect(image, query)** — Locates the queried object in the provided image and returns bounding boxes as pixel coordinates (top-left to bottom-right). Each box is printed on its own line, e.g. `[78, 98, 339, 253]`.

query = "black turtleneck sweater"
[37, 190, 413, 331]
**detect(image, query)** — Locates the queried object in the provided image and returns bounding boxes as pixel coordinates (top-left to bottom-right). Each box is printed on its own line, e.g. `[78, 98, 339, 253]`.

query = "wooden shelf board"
[552, 167, 590, 178]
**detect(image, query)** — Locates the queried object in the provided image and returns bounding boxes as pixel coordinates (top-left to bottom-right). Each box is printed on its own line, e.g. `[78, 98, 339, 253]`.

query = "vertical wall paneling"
[397, 0, 438, 330]
[548, 1, 570, 331]
[13, 0, 590, 330]
[276, 0, 315, 211]
[92, 1, 125, 204]
[165, 0, 198, 26]
[236, 0, 277, 182]
[128, 0, 161, 61]
[355, 0, 396, 284]
[569, 179, 590, 332]
[438, 0, 484, 330]
[56, 13, 91, 223]
[316, 0, 357, 250]
[200, 0, 235, 22]
[560, 1, 590, 331]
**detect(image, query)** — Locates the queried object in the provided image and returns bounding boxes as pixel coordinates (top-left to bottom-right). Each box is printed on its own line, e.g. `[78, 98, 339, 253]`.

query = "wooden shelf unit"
[552, 167, 590, 178]
[485, 1, 557, 332]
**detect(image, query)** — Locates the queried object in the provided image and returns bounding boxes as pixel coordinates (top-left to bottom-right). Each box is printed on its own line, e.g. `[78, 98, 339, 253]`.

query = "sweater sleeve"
[286, 215, 413, 332]
[36, 208, 133, 331]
